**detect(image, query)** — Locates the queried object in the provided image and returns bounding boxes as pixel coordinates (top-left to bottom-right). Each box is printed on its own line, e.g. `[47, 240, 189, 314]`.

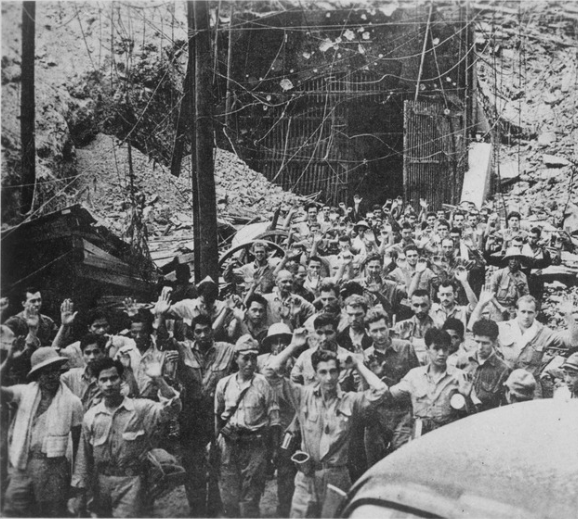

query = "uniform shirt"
[263, 288, 315, 330]
[389, 364, 468, 425]
[214, 373, 280, 432]
[5, 311, 57, 346]
[292, 382, 386, 465]
[388, 266, 436, 293]
[337, 326, 372, 353]
[430, 302, 470, 329]
[170, 297, 228, 327]
[234, 261, 276, 294]
[491, 268, 529, 307]
[364, 340, 419, 389]
[72, 394, 181, 488]
[460, 352, 511, 411]
[498, 320, 569, 375]
[393, 315, 435, 365]
[230, 318, 268, 348]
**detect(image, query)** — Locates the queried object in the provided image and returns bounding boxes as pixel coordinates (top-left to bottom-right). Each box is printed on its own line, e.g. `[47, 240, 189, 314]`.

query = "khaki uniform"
[215, 373, 280, 518]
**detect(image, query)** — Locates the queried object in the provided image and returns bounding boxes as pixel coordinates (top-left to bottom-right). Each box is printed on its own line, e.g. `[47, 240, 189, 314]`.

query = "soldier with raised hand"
[69, 357, 181, 517]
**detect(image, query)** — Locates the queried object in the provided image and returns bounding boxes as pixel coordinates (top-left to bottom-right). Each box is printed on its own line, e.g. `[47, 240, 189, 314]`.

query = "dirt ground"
[155, 478, 278, 518]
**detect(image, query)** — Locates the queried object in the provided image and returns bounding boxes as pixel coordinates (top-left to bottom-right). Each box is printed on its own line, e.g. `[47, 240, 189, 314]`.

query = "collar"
[312, 383, 344, 400]
[95, 395, 133, 415]
[193, 340, 215, 354]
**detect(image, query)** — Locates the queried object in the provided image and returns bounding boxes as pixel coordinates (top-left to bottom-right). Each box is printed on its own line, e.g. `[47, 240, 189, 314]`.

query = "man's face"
[38, 365, 62, 393]
[193, 323, 213, 345]
[529, 232, 540, 246]
[366, 260, 381, 278]
[401, 228, 412, 240]
[23, 291, 42, 313]
[436, 211, 446, 220]
[97, 367, 122, 399]
[473, 335, 495, 360]
[247, 302, 266, 324]
[319, 290, 338, 310]
[516, 301, 536, 328]
[441, 239, 454, 256]
[450, 232, 461, 245]
[252, 245, 267, 263]
[438, 225, 449, 239]
[367, 319, 389, 347]
[508, 258, 521, 272]
[563, 369, 578, 395]
[89, 318, 110, 336]
[338, 239, 350, 252]
[307, 208, 318, 221]
[468, 214, 478, 227]
[427, 345, 449, 369]
[130, 322, 147, 341]
[315, 359, 339, 392]
[411, 296, 431, 319]
[277, 273, 294, 295]
[508, 217, 520, 230]
[236, 351, 257, 378]
[438, 285, 456, 309]
[426, 215, 436, 227]
[294, 266, 307, 286]
[346, 305, 365, 331]
[453, 214, 464, 228]
[83, 343, 105, 368]
[308, 260, 322, 278]
[405, 249, 418, 267]
[445, 329, 462, 353]
[315, 324, 337, 350]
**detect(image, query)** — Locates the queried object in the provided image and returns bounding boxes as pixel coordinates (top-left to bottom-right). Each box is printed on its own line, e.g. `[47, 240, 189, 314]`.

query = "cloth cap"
[263, 323, 292, 348]
[235, 334, 260, 354]
[504, 369, 536, 399]
[28, 347, 68, 379]
[562, 352, 578, 372]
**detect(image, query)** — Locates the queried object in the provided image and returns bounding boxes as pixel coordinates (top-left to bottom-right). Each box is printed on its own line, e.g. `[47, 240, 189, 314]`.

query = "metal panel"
[403, 100, 467, 211]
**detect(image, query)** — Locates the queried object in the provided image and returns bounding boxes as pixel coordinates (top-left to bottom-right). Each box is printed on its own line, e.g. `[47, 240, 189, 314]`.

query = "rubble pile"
[74, 134, 304, 263]
[475, 1, 577, 223]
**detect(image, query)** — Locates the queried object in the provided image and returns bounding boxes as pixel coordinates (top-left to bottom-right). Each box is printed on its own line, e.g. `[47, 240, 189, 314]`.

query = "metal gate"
[403, 101, 467, 211]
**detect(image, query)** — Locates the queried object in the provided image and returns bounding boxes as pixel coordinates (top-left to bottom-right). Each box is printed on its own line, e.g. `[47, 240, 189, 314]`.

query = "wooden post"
[192, 0, 219, 284]
[20, 1, 36, 214]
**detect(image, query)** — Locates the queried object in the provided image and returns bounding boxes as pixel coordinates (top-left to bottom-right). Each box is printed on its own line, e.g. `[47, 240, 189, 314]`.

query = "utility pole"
[192, 0, 219, 284]
[21, 1, 36, 214]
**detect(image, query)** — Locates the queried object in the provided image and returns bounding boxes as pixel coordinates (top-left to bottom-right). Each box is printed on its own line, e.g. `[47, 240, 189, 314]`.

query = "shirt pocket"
[121, 429, 147, 459]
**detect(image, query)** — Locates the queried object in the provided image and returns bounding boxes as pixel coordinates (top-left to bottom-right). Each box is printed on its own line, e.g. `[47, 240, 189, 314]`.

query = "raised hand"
[291, 327, 309, 348]
[420, 198, 428, 209]
[353, 194, 363, 205]
[60, 299, 78, 327]
[123, 297, 140, 317]
[454, 266, 469, 283]
[152, 287, 173, 316]
[479, 286, 495, 306]
[144, 359, 163, 379]
[118, 350, 132, 369]
[415, 258, 428, 273]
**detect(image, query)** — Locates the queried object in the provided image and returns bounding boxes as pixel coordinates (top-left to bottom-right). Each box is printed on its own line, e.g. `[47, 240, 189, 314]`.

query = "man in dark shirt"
[363, 308, 419, 462]
[462, 320, 511, 412]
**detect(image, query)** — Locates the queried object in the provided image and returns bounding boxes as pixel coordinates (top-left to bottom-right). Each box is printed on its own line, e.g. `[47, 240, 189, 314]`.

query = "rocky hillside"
[2, 1, 577, 230]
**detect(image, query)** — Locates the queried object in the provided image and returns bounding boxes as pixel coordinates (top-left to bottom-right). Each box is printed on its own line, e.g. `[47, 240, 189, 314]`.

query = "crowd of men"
[1, 195, 577, 518]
